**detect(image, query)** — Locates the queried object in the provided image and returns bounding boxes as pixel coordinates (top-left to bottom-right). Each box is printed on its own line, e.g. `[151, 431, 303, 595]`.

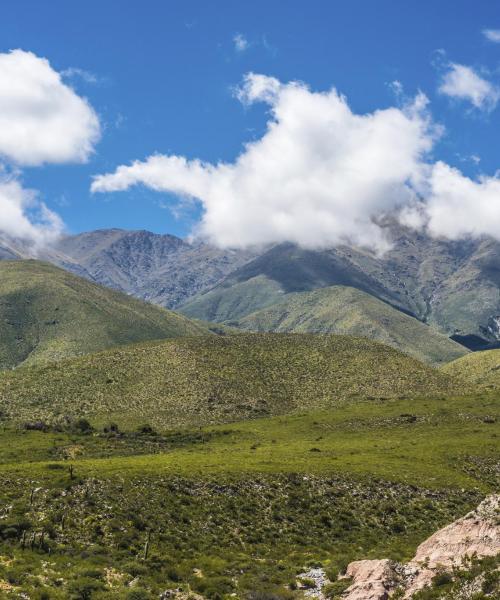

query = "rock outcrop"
[403, 494, 499, 597]
[342, 559, 399, 599]
[298, 495, 499, 599]
[340, 494, 499, 599]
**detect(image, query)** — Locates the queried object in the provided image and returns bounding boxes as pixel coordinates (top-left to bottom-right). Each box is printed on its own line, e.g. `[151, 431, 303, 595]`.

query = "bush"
[73, 418, 93, 433]
[432, 571, 452, 587]
[137, 424, 156, 435]
[67, 577, 104, 599]
[322, 578, 352, 599]
[127, 590, 150, 600]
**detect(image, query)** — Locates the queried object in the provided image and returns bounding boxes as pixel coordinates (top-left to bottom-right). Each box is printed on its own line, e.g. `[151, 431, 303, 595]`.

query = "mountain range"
[3, 222, 500, 357]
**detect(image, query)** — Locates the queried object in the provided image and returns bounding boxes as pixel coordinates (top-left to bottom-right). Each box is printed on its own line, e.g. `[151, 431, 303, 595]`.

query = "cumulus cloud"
[483, 29, 500, 43]
[93, 73, 438, 251]
[0, 175, 63, 248]
[233, 33, 249, 52]
[424, 162, 500, 239]
[0, 49, 100, 166]
[438, 63, 499, 111]
[0, 49, 101, 246]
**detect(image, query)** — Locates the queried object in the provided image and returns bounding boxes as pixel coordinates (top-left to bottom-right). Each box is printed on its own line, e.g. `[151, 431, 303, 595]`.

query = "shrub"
[73, 418, 93, 433]
[67, 577, 104, 599]
[322, 578, 352, 599]
[127, 590, 150, 600]
[432, 571, 452, 587]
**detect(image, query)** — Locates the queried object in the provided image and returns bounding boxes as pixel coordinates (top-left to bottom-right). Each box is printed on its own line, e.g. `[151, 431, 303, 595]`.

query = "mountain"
[0, 260, 210, 369]
[180, 225, 500, 350]
[179, 242, 411, 321]
[233, 285, 468, 365]
[5, 225, 500, 351]
[53, 228, 259, 308]
[0, 333, 459, 428]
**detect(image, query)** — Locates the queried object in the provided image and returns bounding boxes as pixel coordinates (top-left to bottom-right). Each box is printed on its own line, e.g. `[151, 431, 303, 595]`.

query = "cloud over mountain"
[92, 73, 500, 251]
[92, 74, 437, 251]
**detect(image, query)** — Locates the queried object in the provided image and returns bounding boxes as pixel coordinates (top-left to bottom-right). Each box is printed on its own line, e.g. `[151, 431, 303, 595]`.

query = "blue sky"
[1, 0, 500, 242]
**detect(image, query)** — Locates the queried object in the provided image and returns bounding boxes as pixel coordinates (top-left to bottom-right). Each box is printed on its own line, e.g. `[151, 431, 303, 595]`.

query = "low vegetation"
[0, 260, 209, 369]
[0, 393, 497, 598]
[442, 346, 500, 390]
[233, 285, 467, 365]
[0, 333, 461, 428]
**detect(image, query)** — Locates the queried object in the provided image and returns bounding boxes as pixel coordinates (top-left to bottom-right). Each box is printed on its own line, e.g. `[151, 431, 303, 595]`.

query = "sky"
[1, 0, 500, 249]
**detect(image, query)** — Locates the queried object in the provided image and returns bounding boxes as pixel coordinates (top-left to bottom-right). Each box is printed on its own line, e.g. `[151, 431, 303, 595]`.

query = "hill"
[234, 286, 468, 365]
[0, 333, 460, 428]
[0, 260, 209, 369]
[442, 347, 500, 390]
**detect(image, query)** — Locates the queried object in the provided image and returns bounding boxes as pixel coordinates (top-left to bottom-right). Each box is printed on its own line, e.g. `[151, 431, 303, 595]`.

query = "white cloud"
[0, 49, 101, 166]
[424, 162, 500, 239]
[233, 33, 249, 52]
[92, 73, 500, 250]
[483, 29, 500, 43]
[438, 63, 499, 111]
[92, 73, 438, 252]
[0, 175, 63, 247]
[0, 49, 101, 246]
[61, 66, 99, 84]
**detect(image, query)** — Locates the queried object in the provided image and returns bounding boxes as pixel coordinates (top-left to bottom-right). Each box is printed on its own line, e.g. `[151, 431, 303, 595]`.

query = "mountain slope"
[441, 347, 500, 390]
[234, 286, 468, 365]
[0, 333, 460, 428]
[6, 225, 500, 348]
[54, 229, 259, 308]
[179, 242, 411, 321]
[0, 260, 210, 369]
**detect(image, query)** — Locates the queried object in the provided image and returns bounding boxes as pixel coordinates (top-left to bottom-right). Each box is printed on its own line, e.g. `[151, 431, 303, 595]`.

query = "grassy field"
[0, 393, 497, 598]
[0, 260, 209, 369]
[0, 333, 460, 429]
[234, 286, 467, 365]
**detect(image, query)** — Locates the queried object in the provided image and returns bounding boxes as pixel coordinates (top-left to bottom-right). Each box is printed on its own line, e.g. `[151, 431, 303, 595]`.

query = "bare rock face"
[341, 559, 399, 600]
[404, 494, 500, 597]
[339, 495, 499, 599]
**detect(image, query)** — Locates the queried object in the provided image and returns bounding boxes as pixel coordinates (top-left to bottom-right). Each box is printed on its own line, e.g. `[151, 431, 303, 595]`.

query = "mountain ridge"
[4, 224, 500, 351]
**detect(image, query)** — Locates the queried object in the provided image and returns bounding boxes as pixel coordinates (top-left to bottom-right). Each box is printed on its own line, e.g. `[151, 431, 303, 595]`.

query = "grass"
[0, 392, 497, 598]
[0, 333, 461, 429]
[0, 260, 210, 369]
[234, 285, 467, 365]
[442, 347, 500, 390]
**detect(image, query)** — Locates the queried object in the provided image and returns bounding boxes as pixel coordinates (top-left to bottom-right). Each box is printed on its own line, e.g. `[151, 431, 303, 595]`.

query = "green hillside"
[0, 333, 460, 428]
[442, 347, 500, 390]
[0, 260, 209, 369]
[235, 286, 467, 365]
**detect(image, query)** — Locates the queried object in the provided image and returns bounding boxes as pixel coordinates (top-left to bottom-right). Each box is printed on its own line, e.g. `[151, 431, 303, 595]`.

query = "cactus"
[143, 529, 151, 560]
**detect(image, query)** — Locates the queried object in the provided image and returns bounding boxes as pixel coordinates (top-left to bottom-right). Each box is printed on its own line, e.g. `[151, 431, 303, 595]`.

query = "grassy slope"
[0, 394, 497, 598]
[0, 333, 460, 428]
[442, 347, 500, 390]
[180, 274, 286, 322]
[0, 260, 209, 369]
[235, 286, 467, 365]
